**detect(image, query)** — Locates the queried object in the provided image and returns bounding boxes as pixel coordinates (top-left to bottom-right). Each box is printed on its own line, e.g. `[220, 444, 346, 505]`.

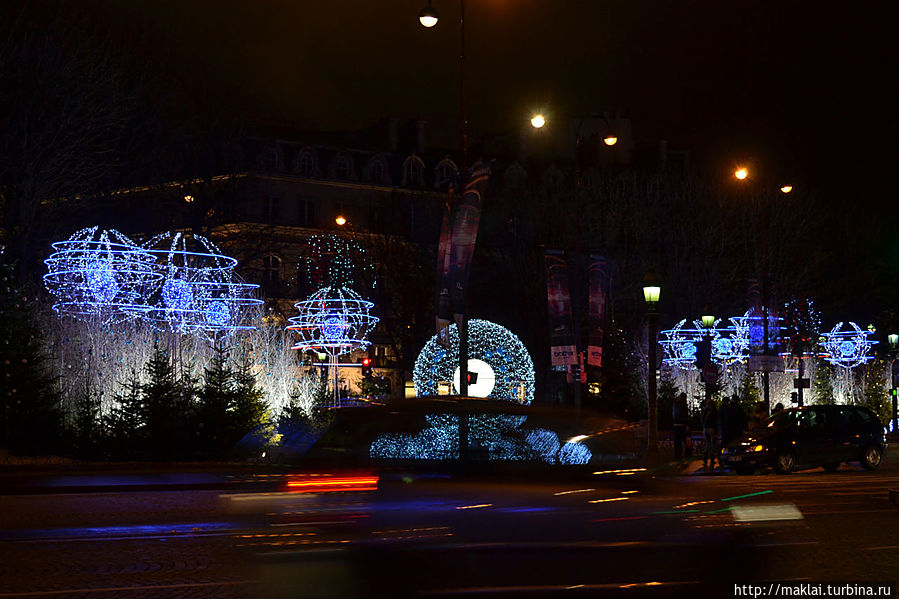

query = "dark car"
[720, 405, 887, 474]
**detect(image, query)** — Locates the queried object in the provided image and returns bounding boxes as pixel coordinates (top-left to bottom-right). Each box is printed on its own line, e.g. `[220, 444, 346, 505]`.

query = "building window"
[435, 160, 456, 190]
[295, 151, 316, 176]
[263, 255, 282, 296]
[267, 196, 280, 224]
[403, 156, 424, 187]
[335, 156, 351, 180]
[370, 160, 386, 184]
[297, 197, 316, 227]
[260, 147, 281, 171]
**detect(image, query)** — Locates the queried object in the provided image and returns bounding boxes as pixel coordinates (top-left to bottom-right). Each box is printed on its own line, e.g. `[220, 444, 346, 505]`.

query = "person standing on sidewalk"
[672, 392, 689, 460]
[702, 398, 718, 470]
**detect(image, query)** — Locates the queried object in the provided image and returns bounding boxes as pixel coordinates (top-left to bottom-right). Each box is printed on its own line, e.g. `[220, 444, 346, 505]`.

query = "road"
[0, 456, 896, 598]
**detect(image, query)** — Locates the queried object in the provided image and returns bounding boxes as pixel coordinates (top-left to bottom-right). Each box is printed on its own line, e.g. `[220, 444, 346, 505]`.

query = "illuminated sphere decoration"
[142, 232, 262, 335]
[822, 322, 876, 369]
[43, 227, 161, 322]
[413, 319, 535, 404]
[286, 287, 379, 356]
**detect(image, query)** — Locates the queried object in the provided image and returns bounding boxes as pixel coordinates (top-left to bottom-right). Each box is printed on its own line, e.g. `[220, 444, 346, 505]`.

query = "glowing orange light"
[780, 185, 793, 194]
[335, 215, 347, 226]
[184, 195, 194, 203]
[530, 114, 545, 129]
[286, 473, 379, 493]
[734, 168, 749, 180]
[603, 135, 618, 146]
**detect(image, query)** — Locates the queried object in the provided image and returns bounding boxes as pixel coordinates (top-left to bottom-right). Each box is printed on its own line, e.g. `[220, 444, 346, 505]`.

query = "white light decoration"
[660, 311, 756, 369]
[413, 319, 535, 404]
[558, 441, 592, 465]
[305, 234, 375, 291]
[821, 322, 876, 369]
[451, 358, 496, 397]
[141, 232, 262, 336]
[43, 227, 161, 322]
[286, 287, 379, 356]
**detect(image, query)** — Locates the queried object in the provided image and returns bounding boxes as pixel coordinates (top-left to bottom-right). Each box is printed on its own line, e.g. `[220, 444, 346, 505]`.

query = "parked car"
[720, 405, 886, 474]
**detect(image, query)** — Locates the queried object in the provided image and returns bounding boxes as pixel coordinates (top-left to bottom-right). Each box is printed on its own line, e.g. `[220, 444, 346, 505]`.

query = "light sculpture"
[43, 227, 161, 322]
[287, 286, 379, 406]
[558, 441, 592, 465]
[286, 287, 378, 356]
[305, 234, 375, 291]
[413, 319, 535, 404]
[660, 311, 756, 369]
[142, 232, 261, 335]
[821, 322, 876, 368]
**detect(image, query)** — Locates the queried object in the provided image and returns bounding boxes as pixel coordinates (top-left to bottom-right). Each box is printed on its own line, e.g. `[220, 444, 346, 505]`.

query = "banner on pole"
[449, 162, 490, 321]
[435, 194, 454, 347]
[587, 255, 609, 367]
[545, 250, 577, 366]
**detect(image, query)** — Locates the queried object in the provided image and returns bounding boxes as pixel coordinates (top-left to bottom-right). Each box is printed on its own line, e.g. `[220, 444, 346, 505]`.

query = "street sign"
[793, 377, 811, 389]
[748, 355, 785, 373]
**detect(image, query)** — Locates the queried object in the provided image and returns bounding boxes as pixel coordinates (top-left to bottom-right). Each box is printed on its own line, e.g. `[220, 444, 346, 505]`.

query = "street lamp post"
[700, 311, 716, 407]
[643, 271, 661, 454]
[735, 167, 793, 414]
[419, 0, 469, 398]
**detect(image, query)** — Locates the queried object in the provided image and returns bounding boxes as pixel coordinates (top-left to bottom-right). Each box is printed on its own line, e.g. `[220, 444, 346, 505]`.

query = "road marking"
[0, 580, 259, 597]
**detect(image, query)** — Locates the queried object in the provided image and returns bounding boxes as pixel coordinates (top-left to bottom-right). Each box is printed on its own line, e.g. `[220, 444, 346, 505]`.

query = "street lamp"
[643, 270, 661, 454]
[603, 134, 618, 147]
[530, 113, 546, 129]
[335, 215, 347, 227]
[418, 2, 438, 27]
[734, 167, 749, 180]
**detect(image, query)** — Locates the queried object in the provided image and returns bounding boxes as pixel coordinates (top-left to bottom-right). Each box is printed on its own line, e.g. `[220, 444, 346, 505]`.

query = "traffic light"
[361, 356, 372, 377]
[790, 391, 799, 404]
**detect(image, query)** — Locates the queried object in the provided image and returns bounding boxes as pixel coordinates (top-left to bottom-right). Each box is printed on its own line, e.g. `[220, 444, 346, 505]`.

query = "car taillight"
[285, 472, 379, 493]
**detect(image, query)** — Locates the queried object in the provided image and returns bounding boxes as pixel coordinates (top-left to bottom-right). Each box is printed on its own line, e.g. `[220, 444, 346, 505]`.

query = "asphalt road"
[0, 454, 896, 598]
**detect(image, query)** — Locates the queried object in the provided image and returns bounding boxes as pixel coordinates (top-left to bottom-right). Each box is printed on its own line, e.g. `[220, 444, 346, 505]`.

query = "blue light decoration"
[660, 311, 756, 369]
[821, 322, 876, 369]
[369, 414, 592, 464]
[142, 232, 262, 336]
[286, 286, 379, 356]
[43, 227, 161, 322]
[558, 441, 592, 465]
[413, 319, 535, 404]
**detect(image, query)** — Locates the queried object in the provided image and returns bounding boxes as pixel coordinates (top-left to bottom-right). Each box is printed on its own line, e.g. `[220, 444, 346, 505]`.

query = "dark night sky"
[75, 0, 895, 207]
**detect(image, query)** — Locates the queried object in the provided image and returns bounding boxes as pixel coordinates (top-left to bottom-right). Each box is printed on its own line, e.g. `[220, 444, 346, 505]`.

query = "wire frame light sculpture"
[43, 227, 161, 322]
[286, 287, 379, 356]
[142, 232, 262, 336]
[821, 322, 876, 369]
[413, 319, 535, 404]
[660, 311, 755, 369]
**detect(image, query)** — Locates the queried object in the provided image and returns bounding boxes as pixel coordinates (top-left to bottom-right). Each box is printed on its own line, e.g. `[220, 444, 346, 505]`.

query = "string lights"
[286, 286, 378, 356]
[821, 322, 876, 369]
[413, 319, 535, 404]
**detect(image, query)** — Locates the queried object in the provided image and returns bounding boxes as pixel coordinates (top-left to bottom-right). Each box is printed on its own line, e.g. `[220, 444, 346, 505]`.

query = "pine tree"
[103, 369, 144, 459]
[812, 358, 836, 404]
[230, 356, 270, 454]
[196, 343, 234, 457]
[0, 250, 63, 455]
[72, 381, 102, 459]
[140, 344, 181, 460]
[737, 372, 761, 413]
[861, 359, 890, 425]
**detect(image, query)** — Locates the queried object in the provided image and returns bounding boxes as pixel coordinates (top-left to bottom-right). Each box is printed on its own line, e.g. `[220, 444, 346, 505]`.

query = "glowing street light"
[419, 2, 438, 27]
[780, 185, 793, 194]
[335, 215, 347, 226]
[734, 167, 749, 180]
[530, 114, 546, 129]
[603, 135, 618, 146]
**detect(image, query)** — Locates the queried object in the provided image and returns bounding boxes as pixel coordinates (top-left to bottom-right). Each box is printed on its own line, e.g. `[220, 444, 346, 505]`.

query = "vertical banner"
[449, 161, 490, 320]
[435, 195, 454, 347]
[587, 255, 609, 367]
[545, 250, 577, 366]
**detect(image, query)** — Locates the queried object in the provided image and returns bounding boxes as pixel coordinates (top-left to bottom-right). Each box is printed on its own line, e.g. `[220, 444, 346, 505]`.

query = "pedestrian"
[772, 402, 784, 415]
[729, 394, 746, 438]
[701, 398, 718, 470]
[718, 396, 732, 448]
[672, 392, 689, 460]
[748, 401, 767, 430]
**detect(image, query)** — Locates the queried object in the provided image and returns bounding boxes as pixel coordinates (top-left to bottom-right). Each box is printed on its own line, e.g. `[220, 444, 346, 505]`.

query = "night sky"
[7, 0, 898, 292]
[73, 1, 894, 205]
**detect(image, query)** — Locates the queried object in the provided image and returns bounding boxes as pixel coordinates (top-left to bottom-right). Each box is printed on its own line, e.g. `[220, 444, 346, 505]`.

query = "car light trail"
[286, 473, 379, 493]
